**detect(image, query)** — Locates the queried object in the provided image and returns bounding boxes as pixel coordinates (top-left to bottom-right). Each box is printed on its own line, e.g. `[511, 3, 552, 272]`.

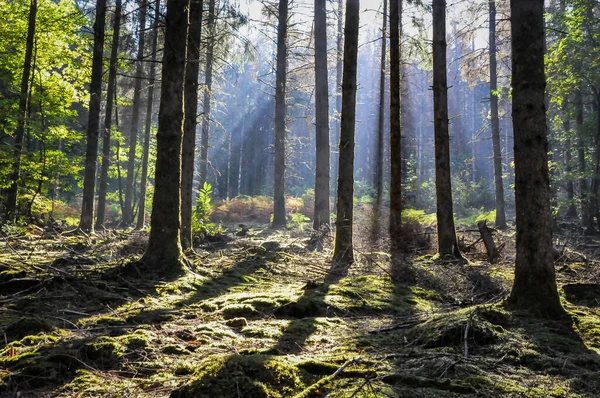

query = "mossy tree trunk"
[332, 0, 359, 266]
[389, 0, 402, 253]
[507, 0, 566, 318]
[181, 0, 203, 249]
[136, 0, 161, 230]
[141, 0, 189, 273]
[272, 0, 288, 228]
[489, 0, 507, 230]
[432, 0, 462, 260]
[96, 0, 122, 230]
[79, 0, 107, 232]
[313, 0, 330, 231]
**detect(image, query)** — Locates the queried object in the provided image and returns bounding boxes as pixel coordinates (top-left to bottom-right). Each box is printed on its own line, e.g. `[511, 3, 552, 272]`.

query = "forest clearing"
[3, 0, 600, 396]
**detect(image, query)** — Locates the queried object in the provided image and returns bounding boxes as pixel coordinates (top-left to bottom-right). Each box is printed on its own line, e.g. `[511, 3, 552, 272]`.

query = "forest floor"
[1, 221, 600, 397]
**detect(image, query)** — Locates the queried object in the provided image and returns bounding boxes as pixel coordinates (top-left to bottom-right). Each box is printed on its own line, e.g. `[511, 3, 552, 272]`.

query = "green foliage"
[192, 183, 221, 238]
[475, 209, 496, 224]
[288, 212, 310, 231]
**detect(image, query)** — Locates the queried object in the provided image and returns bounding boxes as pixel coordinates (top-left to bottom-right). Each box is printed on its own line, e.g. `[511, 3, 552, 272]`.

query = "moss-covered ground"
[1, 224, 600, 397]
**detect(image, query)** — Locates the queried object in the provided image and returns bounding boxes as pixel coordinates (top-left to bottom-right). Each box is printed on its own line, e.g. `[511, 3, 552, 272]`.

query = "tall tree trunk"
[576, 88, 589, 227]
[432, 0, 461, 259]
[313, 0, 330, 230]
[375, 0, 387, 207]
[332, 0, 359, 266]
[332, 0, 343, 213]
[507, 0, 565, 318]
[589, 93, 600, 233]
[390, 0, 403, 253]
[489, 0, 507, 229]
[136, 0, 161, 230]
[5, 0, 37, 220]
[198, 0, 216, 188]
[123, 0, 148, 226]
[181, 0, 204, 250]
[79, 0, 107, 232]
[141, 0, 189, 273]
[228, 116, 242, 198]
[564, 100, 578, 218]
[96, 0, 122, 230]
[272, 0, 288, 228]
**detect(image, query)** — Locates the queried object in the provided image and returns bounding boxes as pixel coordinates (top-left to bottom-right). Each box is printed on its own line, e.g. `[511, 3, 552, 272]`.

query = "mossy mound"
[3, 317, 54, 340]
[563, 283, 600, 307]
[171, 354, 306, 398]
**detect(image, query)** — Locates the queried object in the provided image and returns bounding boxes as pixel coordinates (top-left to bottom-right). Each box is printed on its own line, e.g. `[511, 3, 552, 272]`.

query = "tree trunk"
[589, 94, 600, 233]
[563, 100, 578, 218]
[313, 0, 330, 230]
[390, 0, 403, 253]
[332, 0, 343, 214]
[489, 0, 507, 229]
[432, 0, 461, 259]
[136, 0, 161, 230]
[507, 0, 566, 318]
[198, 0, 216, 188]
[332, 0, 359, 266]
[5, 0, 37, 220]
[375, 0, 387, 207]
[79, 0, 107, 232]
[576, 88, 589, 227]
[141, 0, 189, 273]
[181, 0, 204, 249]
[123, 0, 148, 226]
[96, 0, 122, 230]
[272, 0, 288, 228]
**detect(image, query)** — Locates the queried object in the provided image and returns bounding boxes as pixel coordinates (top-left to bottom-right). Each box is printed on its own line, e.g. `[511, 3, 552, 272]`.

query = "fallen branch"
[294, 356, 361, 398]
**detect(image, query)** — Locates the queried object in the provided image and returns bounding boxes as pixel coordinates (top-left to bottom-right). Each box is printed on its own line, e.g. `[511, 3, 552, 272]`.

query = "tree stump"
[477, 220, 499, 263]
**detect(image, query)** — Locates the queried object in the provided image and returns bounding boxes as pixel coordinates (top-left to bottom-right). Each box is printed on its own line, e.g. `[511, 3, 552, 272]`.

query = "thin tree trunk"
[96, 0, 122, 230]
[136, 0, 161, 230]
[332, 0, 359, 266]
[375, 0, 387, 207]
[198, 0, 216, 188]
[489, 0, 507, 229]
[313, 0, 330, 230]
[589, 93, 600, 233]
[332, 0, 343, 213]
[390, 0, 403, 253]
[141, 0, 189, 273]
[5, 0, 37, 220]
[433, 0, 462, 259]
[272, 0, 288, 228]
[563, 100, 577, 218]
[576, 88, 589, 227]
[181, 0, 204, 250]
[123, 0, 148, 225]
[79, 0, 107, 232]
[507, 0, 565, 318]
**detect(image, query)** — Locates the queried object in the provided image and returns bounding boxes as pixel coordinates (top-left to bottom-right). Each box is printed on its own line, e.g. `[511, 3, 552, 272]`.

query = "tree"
[141, 0, 189, 273]
[136, 0, 161, 230]
[389, 0, 402, 252]
[331, 0, 343, 213]
[489, 0, 507, 229]
[95, 0, 122, 230]
[79, 0, 107, 232]
[332, 0, 359, 266]
[375, 0, 387, 210]
[312, 0, 330, 230]
[123, 0, 148, 226]
[507, 0, 566, 318]
[198, 0, 216, 188]
[181, 0, 204, 249]
[432, 0, 461, 259]
[272, 0, 289, 228]
[4, 0, 37, 220]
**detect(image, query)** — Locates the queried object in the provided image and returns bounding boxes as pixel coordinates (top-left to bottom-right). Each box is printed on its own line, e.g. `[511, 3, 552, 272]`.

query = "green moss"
[0, 269, 26, 283]
[172, 354, 305, 398]
[119, 329, 156, 350]
[220, 303, 258, 318]
[80, 337, 126, 368]
[162, 344, 191, 355]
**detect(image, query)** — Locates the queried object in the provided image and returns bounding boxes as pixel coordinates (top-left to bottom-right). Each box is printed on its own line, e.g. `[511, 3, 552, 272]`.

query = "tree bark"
[332, 0, 359, 266]
[563, 100, 578, 218]
[489, 0, 507, 229]
[432, 0, 462, 259]
[181, 0, 204, 249]
[198, 0, 216, 188]
[313, 0, 330, 230]
[96, 0, 122, 230]
[141, 0, 189, 273]
[576, 88, 589, 227]
[375, 0, 387, 207]
[272, 0, 288, 228]
[507, 0, 566, 318]
[389, 0, 402, 253]
[136, 0, 161, 230]
[123, 0, 148, 226]
[79, 0, 107, 232]
[331, 0, 343, 214]
[5, 0, 37, 220]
